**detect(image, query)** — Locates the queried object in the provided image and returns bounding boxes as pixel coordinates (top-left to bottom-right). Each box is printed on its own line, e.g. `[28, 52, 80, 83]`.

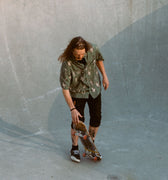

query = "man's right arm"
[62, 89, 82, 124]
[62, 89, 75, 110]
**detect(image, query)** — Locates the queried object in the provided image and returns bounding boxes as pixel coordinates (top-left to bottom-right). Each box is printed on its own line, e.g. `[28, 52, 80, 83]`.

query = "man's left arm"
[96, 60, 109, 90]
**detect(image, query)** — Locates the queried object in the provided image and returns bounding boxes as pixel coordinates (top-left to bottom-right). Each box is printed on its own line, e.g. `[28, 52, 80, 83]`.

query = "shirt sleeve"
[60, 61, 71, 90]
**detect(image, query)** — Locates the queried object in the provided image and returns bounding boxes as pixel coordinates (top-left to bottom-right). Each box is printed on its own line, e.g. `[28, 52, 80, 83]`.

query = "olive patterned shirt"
[60, 44, 104, 99]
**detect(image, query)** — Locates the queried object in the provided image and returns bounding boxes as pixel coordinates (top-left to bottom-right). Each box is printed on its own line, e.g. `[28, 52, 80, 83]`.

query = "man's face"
[73, 48, 86, 61]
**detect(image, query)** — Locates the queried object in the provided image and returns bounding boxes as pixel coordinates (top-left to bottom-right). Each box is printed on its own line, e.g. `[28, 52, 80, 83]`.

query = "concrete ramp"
[101, 4, 168, 122]
[0, 1, 168, 180]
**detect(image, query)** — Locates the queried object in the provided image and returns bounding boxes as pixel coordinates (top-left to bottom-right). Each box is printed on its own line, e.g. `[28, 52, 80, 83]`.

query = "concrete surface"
[0, 0, 168, 180]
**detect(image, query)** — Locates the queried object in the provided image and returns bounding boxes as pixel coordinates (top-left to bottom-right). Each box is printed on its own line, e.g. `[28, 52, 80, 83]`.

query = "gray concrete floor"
[0, 114, 168, 180]
[0, 1, 168, 179]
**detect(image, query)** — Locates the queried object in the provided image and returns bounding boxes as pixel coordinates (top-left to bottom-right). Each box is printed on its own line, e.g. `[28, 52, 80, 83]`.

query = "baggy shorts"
[71, 93, 102, 128]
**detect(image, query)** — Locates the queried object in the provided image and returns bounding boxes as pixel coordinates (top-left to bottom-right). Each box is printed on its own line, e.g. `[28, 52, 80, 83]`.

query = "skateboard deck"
[73, 121, 102, 161]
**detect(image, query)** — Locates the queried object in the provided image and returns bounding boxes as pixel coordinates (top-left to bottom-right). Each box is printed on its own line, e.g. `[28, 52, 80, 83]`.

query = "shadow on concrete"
[101, 4, 168, 123]
[48, 91, 72, 158]
[0, 117, 58, 152]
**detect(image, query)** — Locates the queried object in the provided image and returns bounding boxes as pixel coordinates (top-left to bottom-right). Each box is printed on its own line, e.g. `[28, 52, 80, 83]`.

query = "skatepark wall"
[0, 0, 168, 132]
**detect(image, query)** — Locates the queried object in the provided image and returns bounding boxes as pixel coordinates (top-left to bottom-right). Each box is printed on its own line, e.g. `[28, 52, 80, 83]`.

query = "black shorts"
[71, 94, 101, 128]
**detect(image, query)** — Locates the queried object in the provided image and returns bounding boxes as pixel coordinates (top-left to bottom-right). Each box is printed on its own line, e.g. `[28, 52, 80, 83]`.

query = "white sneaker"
[70, 149, 80, 163]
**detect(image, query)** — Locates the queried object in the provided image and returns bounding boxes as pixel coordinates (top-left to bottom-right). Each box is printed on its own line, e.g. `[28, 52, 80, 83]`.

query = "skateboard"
[73, 121, 102, 161]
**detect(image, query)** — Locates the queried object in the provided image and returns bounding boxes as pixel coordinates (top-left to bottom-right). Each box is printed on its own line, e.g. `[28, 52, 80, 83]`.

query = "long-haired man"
[59, 36, 109, 162]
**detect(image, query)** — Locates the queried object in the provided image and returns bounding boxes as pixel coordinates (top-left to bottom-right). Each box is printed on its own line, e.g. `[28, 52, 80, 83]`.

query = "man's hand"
[62, 89, 82, 124]
[96, 60, 109, 90]
[71, 109, 82, 125]
[103, 76, 109, 90]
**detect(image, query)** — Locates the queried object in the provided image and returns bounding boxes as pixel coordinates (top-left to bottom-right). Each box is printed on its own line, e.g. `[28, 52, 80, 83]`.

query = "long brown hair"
[58, 36, 92, 62]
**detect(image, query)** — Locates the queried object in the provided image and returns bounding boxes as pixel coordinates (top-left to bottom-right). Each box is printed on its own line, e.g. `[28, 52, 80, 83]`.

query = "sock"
[72, 145, 78, 150]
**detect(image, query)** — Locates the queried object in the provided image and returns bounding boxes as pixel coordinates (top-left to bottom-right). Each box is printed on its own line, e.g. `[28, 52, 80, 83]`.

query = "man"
[59, 36, 109, 163]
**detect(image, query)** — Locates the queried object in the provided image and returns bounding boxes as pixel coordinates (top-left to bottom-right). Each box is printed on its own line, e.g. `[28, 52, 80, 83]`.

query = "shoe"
[70, 149, 80, 163]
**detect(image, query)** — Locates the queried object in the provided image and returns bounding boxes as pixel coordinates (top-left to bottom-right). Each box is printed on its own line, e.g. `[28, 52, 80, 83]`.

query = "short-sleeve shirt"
[60, 44, 104, 99]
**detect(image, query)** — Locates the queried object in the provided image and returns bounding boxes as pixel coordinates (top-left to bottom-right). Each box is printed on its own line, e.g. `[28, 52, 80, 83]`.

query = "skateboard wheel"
[94, 157, 97, 161]
[83, 153, 86, 157]
[83, 135, 87, 140]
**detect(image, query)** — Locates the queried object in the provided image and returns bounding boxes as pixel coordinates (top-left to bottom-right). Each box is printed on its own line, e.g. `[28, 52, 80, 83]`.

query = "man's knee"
[89, 116, 101, 127]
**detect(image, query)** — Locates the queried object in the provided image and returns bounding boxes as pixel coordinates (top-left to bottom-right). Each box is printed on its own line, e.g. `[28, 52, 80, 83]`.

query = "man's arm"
[62, 89, 75, 110]
[96, 60, 109, 90]
[62, 89, 82, 124]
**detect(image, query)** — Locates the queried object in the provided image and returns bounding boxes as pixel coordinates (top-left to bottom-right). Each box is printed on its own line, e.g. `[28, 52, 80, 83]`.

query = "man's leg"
[87, 94, 102, 142]
[71, 98, 86, 145]
[89, 126, 99, 142]
[71, 128, 79, 146]
[70, 98, 86, 162]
